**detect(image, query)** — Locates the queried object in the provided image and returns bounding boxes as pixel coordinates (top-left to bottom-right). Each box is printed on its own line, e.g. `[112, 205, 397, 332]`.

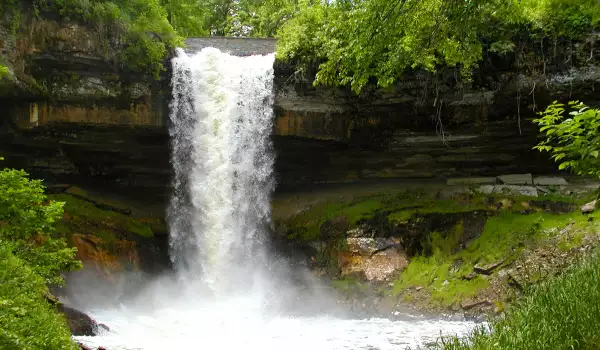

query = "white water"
[74, 47, 475, 349]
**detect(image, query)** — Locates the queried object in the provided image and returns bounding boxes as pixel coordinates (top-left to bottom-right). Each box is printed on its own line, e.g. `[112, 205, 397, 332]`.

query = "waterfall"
[74, 46, 477, 350]
[168, 47, 276, 293]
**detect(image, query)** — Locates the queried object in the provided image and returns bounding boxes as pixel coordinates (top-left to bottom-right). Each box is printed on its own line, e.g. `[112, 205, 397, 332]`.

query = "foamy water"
[75, 308, 473, 350]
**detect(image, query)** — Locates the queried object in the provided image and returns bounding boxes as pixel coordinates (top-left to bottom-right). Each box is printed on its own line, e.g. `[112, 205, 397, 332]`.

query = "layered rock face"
[1, 8, 600, 195]
[0, 3, 169, 195]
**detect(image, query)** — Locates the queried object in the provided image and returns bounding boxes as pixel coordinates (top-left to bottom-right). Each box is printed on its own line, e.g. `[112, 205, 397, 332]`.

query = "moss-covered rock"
[48, 187, 169, 281]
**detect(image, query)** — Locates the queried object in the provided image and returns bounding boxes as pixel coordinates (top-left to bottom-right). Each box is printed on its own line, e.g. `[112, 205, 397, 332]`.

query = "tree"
[275, 0, 600, 93]
[0, 162, 81, 285]
[533, 101, 600, 178]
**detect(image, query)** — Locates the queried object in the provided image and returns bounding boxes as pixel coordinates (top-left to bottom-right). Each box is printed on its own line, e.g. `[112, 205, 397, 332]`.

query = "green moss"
[49, 194, 154, 241]
[392, 210, 595, 309]
[279, 186, 594, 309]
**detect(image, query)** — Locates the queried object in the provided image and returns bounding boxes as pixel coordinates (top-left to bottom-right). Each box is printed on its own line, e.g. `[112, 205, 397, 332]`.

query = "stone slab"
[497, 173, 533, 185]
[478, 185, 538, 197]
[533, 176, 568, 186]
[447, 177, 497, 186]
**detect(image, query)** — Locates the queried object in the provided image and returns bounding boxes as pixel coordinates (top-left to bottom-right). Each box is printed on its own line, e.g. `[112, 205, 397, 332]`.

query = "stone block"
[533, 176, 568, 186]
[477, 185, 538, 197]
[446, 177, 497, 185]
[497, 173, 533, 185]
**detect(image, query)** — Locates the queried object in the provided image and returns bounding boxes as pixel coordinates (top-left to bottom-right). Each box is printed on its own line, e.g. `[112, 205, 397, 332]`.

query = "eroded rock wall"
[1, 18, 599, 193]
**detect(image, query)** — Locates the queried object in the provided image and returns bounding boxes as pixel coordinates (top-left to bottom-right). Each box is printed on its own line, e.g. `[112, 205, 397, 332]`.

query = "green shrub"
[534, 101, 600, 179]
[0, 244, 78, 350]
[0, 167, 81, 285]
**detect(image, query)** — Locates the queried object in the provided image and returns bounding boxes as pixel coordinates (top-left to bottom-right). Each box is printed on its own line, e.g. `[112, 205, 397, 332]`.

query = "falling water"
[168, 47, 275, 293]
[73, 47, 477, 350]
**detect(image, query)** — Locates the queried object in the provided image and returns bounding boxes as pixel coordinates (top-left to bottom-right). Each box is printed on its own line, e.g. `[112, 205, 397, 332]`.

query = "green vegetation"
[279, 185, 598, 309]
[392, 210, 594, 308]
[276, 0, 600, 93]
[439, 249, 600, 349]
[6, 0, 598, 91]
[0, 160, 80, 349]
[535, 101, 600, 179]
[280, 188, 585, 243]
[0, 245, 77, 350]
[0, 168, 81, 285]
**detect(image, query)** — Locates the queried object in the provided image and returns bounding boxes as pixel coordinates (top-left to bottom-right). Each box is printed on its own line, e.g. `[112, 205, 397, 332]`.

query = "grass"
[438, 249, 600, 350]
[0, 243, 77, 350]
[391, 210, 595, 309]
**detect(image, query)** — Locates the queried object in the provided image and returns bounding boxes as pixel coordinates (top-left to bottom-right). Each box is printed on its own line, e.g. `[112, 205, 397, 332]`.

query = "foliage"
[0, 166, 81, 285]
[534, 101, 600, 178]
[275, 0, 600, 93]
[33, 0, 181, 78]
[0, 245, 78, 350]
[438, 249, 600, 349]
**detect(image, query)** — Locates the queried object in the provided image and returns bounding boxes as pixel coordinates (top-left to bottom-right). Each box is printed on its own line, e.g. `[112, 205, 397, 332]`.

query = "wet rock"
[57, 304, 98, 336]
[78, 344, 93, 350]
[497, 173, 533, 185]
[339, 237, 409, 281]
[474, 259, 505, 275]
[533, 176, 568, 186]
[581, 200, 597, 214]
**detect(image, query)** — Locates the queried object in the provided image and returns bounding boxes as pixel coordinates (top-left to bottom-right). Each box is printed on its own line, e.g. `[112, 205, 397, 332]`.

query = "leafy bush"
[0, 160, 81, 348]
[0, 167, 81, 285]
[0, 245, 78, 350]
[534, 101, 600, 178]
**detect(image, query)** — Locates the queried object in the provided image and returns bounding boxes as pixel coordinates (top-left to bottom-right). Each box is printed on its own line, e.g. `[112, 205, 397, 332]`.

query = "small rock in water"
[57, 304, 97, 336]
[581, 200, 597, 214]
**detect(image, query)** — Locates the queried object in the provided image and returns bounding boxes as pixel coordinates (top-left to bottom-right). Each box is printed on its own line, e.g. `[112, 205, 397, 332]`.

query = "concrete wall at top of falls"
[1, 8, 599, 192]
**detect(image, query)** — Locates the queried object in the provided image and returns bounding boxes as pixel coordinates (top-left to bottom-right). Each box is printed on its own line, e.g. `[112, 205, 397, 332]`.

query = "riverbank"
[271, 175, 600, 319]
[438, 248, 600, 349]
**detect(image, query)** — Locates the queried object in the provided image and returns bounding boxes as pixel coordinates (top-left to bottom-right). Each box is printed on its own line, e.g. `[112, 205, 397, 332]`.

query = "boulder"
[57, 304, 98, 336]
[581, 200, 597, 214]
[339, 237, 409, 281]
[533, 176, 568, 186]
[497, 173, 533, 185]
